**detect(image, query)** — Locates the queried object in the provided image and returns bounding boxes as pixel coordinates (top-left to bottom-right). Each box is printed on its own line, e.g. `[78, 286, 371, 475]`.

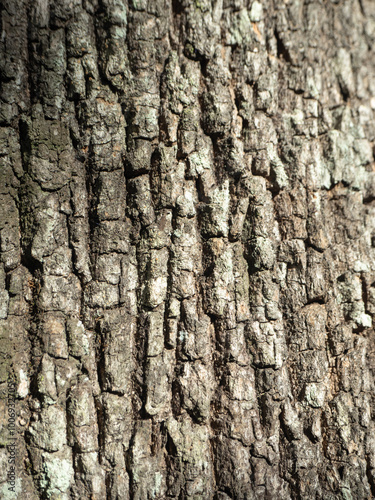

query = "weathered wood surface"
[1, 0, 375, 498]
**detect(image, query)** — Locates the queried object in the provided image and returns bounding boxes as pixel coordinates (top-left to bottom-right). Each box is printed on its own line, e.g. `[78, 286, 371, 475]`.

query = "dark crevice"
[338, 82, 350, 103]
[363, 195, 375, 205]
[94, 394, 106, 464]
[305, 297, 326, 305]
[171, 0, 184, 16]
[366, 456, 375, 498]
[95, 319, 105, 393]
[132, 305, 149, 418]
[274, 28, 293, 64]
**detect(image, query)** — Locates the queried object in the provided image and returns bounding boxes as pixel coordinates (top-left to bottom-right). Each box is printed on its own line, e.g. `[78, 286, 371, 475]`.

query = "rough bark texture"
[2, 0, 375, 498]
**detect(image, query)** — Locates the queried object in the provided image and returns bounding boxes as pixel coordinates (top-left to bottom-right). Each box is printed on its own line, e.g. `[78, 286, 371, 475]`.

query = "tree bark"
[2, 0, 375, 498]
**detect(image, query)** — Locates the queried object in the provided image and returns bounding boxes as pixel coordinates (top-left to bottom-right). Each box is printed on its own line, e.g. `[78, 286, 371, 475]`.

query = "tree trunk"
[2, 0, 375, 498]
